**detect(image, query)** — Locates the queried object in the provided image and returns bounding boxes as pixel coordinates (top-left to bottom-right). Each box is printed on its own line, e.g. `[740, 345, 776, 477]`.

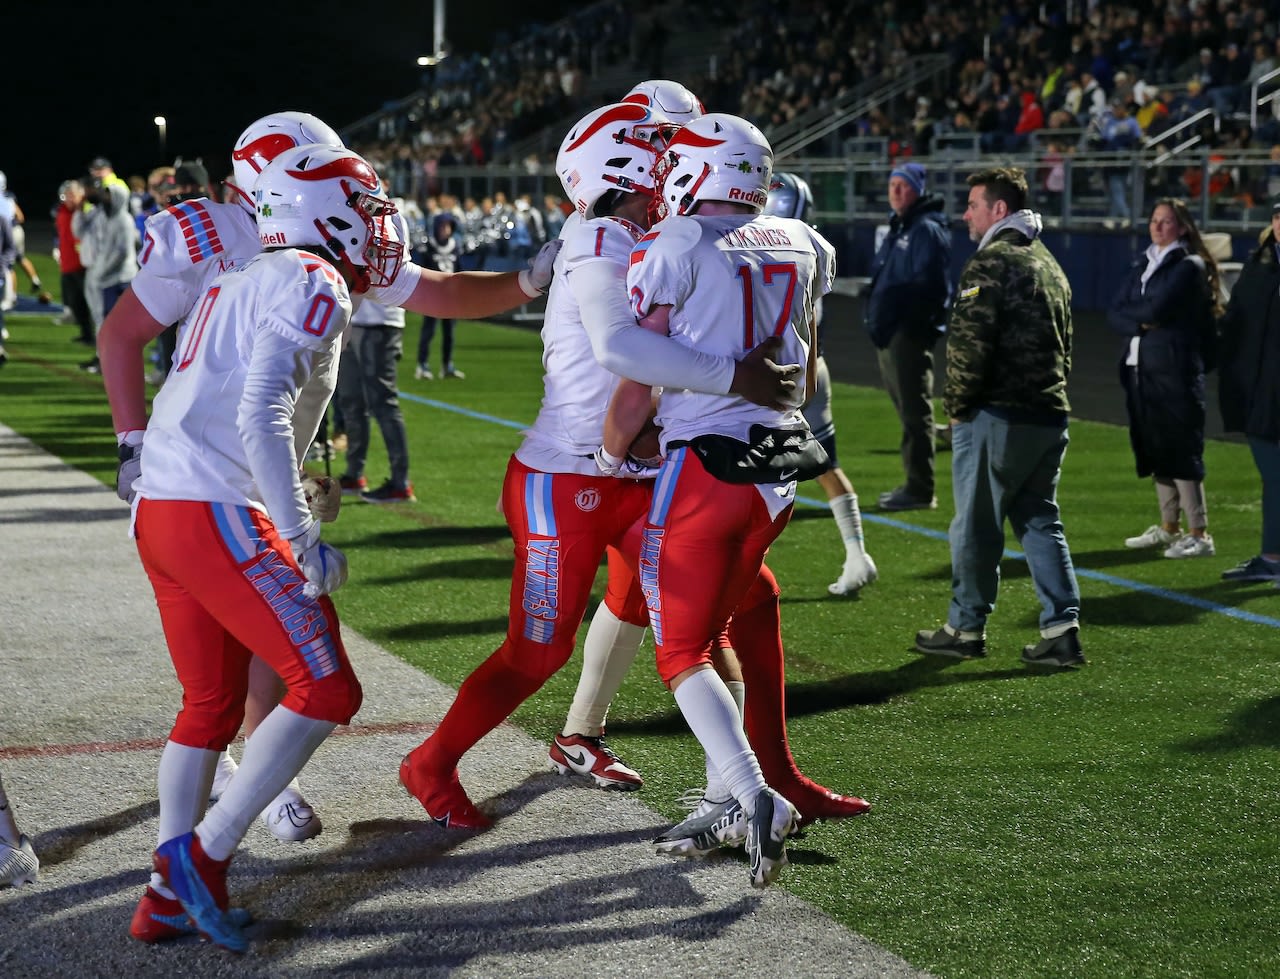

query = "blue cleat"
[153, 832, 246, 952]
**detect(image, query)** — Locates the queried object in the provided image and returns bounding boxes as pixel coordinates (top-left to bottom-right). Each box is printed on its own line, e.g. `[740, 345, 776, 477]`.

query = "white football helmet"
[622, 79, 705, 125]
[556, 101, 672, 219]
[253, 144, 403, 294]
[226, 111, 344, 212]
[764, 172, 814, 223]
[654, 113, 774, 219]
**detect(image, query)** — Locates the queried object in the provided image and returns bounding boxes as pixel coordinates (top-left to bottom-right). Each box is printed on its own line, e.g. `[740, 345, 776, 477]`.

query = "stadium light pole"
[155, 116, 167, 158]
[417, 0, 448, 66]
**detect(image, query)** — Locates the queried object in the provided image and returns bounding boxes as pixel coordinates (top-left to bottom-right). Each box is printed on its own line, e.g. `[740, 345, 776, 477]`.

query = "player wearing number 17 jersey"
[627, 113, 839, 887]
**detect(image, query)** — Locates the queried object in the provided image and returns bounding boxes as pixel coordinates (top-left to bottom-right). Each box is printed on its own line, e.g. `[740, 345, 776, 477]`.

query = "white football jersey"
[626, 212, 836, 448]
[131, 197, 415, 329]
[136, 249, 352, 538]
[131, 199, 259, 326]
[515, 214, 647, 476]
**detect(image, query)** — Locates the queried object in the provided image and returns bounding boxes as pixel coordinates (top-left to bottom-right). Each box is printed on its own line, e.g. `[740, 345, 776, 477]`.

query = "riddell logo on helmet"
[260, 231, 289, 246]
[728, 187, 767, 206]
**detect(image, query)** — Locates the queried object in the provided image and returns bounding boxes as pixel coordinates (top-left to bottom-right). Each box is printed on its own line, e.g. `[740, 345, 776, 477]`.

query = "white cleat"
[262, 790, 323, 842]
[828, 551, 878, 595]
[0, 835, 39, 888]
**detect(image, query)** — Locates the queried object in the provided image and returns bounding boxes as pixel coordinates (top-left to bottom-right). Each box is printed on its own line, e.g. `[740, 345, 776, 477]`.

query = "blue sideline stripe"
[399, 393, 1280, 631]
[791, 490, 1280, 629]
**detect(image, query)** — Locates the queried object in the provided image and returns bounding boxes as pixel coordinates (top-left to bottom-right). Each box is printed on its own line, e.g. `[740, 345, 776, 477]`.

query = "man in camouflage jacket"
[915, 166, 1085, 669]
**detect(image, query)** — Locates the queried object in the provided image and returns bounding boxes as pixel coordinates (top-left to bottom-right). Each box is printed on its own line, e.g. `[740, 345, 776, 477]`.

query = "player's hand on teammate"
[519, 238, 564, 297]
[289, 521, 348, 598]
[302, 475, 341, 523]
[730, 336, 801, 411]
[593, 446, 663, 480]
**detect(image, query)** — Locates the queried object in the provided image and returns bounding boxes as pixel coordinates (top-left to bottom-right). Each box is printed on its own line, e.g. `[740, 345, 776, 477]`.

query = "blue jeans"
[1249, 436, 1280, 555]
[948, 409, 1081, 634]
[1106, 173, 1130, 220]
[337, 326, 410, 487]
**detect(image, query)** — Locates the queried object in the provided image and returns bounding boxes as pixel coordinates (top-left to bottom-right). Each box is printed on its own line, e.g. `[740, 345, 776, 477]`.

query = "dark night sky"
[8, 3, 578, 213]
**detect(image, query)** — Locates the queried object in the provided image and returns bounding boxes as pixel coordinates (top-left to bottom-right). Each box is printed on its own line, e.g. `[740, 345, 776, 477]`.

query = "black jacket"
[864, 194, 952, 348]
[1218, 236, 1280, 441]
[1106, 244, 1213, 479]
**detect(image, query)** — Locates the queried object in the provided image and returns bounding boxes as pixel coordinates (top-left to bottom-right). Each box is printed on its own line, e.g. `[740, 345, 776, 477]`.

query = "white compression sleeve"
[238, 329, 323, 541]
[573, 260, 736, 393]
[563, 603, 647, 737]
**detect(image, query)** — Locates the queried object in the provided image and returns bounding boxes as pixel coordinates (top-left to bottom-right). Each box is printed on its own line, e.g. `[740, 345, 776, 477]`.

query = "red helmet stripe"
[285, 157, 380, 190]
[667, 128, 725, 150]
[565, 103, 652, 152]
[232, 133, 297, 174]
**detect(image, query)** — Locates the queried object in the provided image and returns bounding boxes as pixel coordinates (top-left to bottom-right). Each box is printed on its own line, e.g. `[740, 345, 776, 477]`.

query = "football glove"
[302, 474, 341, 523]
[593, 447, 662, 481]
[116, 430, 144, 503]
[518, 238, 563, 297]
[288, 521, 348, 598]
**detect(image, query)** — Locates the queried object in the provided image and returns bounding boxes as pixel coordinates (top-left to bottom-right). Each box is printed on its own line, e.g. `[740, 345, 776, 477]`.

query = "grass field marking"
[400, 390, 1280, 633]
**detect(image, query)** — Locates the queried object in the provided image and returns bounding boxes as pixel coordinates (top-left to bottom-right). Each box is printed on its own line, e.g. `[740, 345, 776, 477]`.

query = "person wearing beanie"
[864, 161, 952, 510]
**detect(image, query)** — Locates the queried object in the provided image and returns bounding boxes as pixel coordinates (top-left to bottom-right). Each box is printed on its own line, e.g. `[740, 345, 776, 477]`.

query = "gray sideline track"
[0, 424, 930, 978]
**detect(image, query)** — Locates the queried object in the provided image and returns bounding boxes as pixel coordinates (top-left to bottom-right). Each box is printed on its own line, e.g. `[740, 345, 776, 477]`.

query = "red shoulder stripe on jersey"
[629, 232, 659, 266]
[170, 201, 223, 264]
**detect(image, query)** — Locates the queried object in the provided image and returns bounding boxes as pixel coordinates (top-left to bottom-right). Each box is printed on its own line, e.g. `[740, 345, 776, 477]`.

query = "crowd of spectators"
[342, 0, 1280, 228]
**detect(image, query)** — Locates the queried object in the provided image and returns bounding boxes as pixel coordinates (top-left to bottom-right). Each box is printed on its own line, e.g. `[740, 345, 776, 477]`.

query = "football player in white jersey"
[621, 113, 852, 886]
[763, 172, 878, 596]
[130, 145, 399, 951]
[546, 79, 707, 791]
[101, 113, 558, 807]
[99, 111, 559, 941]
[398, 101, 799, 832]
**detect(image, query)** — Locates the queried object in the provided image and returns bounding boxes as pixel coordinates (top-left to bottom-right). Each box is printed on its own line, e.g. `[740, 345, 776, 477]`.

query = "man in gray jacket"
[79, 175, 138, 373]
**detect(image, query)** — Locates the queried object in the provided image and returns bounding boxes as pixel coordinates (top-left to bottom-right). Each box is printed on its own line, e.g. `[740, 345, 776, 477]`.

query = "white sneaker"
[209, 750, 238, 802]
[414, 364, 434, 380]
[828, 551, 879, 595]
[261, 787, 323, 842]
[0, 835, 39, 887]
[1125, 525, 1178, 549]
[653, 789, 747, 857]
[1164, 533, 1216, 559]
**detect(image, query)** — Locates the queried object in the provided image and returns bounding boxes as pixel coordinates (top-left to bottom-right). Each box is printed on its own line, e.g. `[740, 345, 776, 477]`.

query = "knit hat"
[890, 162, 926, 196]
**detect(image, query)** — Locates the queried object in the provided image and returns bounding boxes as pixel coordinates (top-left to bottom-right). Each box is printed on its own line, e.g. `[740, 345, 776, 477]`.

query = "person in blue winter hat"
[864, 161, 953, 511]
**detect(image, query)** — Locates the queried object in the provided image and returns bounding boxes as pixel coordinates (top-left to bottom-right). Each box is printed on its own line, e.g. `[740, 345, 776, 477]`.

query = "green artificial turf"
[2, 267, 1277, 977]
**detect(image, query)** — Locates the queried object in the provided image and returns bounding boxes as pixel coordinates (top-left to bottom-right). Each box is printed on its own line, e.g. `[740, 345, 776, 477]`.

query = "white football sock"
[197, 707, 334, 861]
[831, 492, 866, 556]
[151, 741, 219, 897]
[563, 602, 646, 737]
[673, 670, 765, 816]
[703, 680, 745, 802]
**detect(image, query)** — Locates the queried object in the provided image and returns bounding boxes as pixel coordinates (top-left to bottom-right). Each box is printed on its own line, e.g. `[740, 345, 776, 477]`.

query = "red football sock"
[728, 565, 804, 787]
[413, 643, 546, 774]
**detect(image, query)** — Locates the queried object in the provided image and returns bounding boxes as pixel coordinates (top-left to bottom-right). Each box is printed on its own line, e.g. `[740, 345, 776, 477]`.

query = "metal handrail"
[768, 55, 951, 160]
[1249, 65, 1280, 129]
[1141, 107, 1216, 150]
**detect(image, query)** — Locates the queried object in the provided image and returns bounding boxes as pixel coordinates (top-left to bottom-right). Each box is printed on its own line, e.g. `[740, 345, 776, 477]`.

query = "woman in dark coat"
[1216, 203, 1280, 582]
[1107, 197, 1222, 558]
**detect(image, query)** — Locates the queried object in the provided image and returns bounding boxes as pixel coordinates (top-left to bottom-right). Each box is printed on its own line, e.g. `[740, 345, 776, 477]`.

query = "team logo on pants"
[574, 488, 601, 512]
